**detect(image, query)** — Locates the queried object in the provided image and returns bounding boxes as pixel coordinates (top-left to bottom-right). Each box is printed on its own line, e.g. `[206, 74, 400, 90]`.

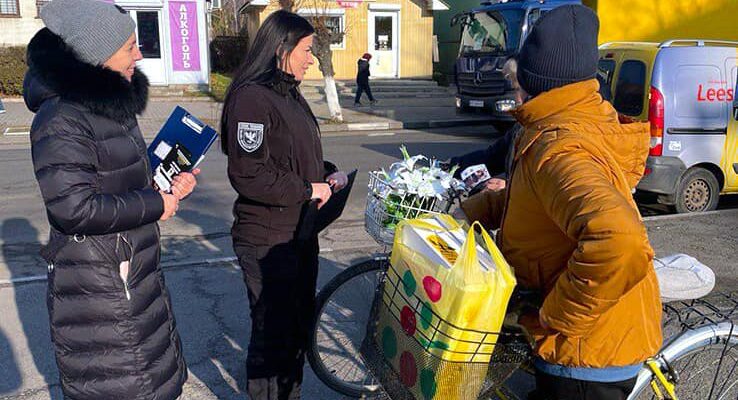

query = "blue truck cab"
[454, 0, 581, 122]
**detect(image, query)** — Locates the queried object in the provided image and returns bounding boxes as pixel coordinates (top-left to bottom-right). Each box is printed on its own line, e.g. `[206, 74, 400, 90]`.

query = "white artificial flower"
[378, 145, 465, 201]
[417, 181, 437, 198]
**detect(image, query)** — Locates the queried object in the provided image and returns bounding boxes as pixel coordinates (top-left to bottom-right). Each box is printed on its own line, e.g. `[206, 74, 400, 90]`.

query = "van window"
[613, 60, 647, 116]
[598, 59, 616, 101]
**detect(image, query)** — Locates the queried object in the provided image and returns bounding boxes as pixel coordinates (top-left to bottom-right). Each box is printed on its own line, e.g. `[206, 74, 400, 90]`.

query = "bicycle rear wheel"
[307, 256, 389, 398]
[629, 322, 738, 400]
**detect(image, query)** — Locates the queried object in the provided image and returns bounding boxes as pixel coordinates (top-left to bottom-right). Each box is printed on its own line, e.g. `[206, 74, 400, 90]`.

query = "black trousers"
[235, 238, 320, 400]
[355, 82, 375, 103]
[528, 369, 637, 400]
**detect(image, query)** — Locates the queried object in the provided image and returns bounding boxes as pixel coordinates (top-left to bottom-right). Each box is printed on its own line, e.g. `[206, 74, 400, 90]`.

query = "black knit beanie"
[517, 5, 600, 97]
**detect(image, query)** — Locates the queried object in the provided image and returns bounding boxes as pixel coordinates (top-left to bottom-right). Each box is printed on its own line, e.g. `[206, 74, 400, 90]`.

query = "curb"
[403, 118, 495, 130]
[320, 121, 404, 133]
[643, 208, 738, 222]
[303, 93, 451, 101]
[320, 118, 495, 134]
[148, 97, 216, 103]
[2, 118, 494, 140]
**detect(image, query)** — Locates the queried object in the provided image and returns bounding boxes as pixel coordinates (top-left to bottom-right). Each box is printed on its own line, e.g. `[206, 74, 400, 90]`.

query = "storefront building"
[0, 0, 210, 87]
[241, 0, 449, 80]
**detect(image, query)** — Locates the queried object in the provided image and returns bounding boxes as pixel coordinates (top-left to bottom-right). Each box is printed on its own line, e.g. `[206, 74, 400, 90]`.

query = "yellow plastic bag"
[374, 214, 516, 400]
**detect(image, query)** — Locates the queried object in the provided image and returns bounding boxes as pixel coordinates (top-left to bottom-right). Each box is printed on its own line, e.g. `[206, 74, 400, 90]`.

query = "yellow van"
[598, 40, 738, 213]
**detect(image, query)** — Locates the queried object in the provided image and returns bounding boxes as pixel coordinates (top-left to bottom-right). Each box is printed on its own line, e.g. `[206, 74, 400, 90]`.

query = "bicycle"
[306, 170, 738, 399]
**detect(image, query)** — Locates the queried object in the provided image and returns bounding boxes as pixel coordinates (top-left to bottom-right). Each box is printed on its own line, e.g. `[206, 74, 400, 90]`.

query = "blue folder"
[147, 106, 218, 192]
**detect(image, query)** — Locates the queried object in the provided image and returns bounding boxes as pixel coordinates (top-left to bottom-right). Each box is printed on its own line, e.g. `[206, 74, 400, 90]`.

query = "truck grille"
[458, 71, 506, 97]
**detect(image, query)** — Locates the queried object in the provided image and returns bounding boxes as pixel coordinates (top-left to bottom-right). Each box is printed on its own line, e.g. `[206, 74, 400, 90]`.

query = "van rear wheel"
[675, 168, 720, 213]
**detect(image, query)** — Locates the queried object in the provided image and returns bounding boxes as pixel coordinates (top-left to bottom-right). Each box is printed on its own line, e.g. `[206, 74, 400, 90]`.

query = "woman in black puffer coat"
[23, 1, 195, 398]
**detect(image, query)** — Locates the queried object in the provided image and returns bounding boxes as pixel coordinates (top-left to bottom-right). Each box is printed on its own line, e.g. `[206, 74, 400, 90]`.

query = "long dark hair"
[220, 10, 315, 154]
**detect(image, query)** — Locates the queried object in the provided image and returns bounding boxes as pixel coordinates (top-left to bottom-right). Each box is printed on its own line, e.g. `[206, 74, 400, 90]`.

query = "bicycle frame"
[626, 321, 738, 400]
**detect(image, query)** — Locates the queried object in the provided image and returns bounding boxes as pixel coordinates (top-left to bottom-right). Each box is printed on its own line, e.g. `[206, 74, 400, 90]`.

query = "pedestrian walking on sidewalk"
[220, 10, 349, 400]
[355, 53, 377, 106]
[460, 5, 661, 400]
[23, 0, 196, 398]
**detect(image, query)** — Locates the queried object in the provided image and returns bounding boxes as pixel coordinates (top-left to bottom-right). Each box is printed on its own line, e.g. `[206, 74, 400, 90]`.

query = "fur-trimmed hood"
[23, 28, 148, 124]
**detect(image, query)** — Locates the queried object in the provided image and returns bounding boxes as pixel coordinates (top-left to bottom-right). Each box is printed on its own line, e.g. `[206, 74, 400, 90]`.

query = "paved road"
[0, 126, 495, 281]
[0, 126, 736, 399]
[0, 126, 495, 399]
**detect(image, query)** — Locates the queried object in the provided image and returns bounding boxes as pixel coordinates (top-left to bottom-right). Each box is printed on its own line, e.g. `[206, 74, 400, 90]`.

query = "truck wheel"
[674, 168, 720, 213]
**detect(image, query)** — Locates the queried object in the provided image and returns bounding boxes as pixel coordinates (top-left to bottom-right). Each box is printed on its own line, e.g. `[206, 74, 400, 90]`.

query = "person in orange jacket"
[458, 5, 662, 400]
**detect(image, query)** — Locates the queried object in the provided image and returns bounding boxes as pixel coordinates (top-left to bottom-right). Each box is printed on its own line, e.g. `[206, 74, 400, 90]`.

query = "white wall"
[0, 0, 43, 46]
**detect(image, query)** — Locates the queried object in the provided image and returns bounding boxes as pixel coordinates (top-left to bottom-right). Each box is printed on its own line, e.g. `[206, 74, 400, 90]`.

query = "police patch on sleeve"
[237, 122, 264, 153]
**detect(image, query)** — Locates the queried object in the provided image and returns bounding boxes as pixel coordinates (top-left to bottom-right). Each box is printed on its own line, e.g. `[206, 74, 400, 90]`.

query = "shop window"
[325, 16, 344, 49]
[614, 60, 647, 116]
[135, 11, 162, 59]
[297, 9, 345, 50]
[0, 0, 20, 17]
[315, 15, 345, 50]
[374, 16, 392, 51]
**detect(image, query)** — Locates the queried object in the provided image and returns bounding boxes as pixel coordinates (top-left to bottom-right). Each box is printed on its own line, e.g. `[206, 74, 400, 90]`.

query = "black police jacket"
[226, 72, 337, 246]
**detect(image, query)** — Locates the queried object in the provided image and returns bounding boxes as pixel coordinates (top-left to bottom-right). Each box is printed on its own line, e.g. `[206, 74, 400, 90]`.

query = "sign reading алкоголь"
[169, 1, 201, 72]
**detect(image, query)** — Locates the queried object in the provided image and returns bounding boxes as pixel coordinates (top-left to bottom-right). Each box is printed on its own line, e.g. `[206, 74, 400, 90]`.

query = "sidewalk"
[0, 247, 376, 400]
[1, 83, 495, 139]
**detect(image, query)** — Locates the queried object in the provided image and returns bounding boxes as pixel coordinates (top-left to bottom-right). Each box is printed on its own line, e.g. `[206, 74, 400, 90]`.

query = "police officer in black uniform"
[220, 11, 348, 400]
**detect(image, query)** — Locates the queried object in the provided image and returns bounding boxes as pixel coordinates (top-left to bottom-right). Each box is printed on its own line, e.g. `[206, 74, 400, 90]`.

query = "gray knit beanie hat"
[40, 0, 136, 66]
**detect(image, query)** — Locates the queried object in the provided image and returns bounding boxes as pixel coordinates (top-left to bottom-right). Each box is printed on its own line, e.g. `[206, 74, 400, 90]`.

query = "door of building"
[368, 10, 399, 78]
[129, 9, 167, 85]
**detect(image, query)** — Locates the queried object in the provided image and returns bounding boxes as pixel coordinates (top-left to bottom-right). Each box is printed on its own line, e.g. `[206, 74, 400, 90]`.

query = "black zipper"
[118, 233, 133, 301]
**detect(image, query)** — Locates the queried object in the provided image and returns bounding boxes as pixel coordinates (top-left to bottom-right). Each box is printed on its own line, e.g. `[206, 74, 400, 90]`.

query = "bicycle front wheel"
[307, 256, 389, 398]
[628, 322, 738, 400]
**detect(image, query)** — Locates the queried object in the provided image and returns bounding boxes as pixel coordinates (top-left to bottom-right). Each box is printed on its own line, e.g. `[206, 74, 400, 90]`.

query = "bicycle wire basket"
[360, 262, 532, 400]
[365, 171, 456, 246]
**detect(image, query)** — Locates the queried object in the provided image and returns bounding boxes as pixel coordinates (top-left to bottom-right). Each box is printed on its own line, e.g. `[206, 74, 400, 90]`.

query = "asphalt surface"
[0, 125, 736, 399]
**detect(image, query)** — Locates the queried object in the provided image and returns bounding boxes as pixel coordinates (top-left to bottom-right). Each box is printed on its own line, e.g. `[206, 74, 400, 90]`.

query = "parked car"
[598, 40, 738, 213]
